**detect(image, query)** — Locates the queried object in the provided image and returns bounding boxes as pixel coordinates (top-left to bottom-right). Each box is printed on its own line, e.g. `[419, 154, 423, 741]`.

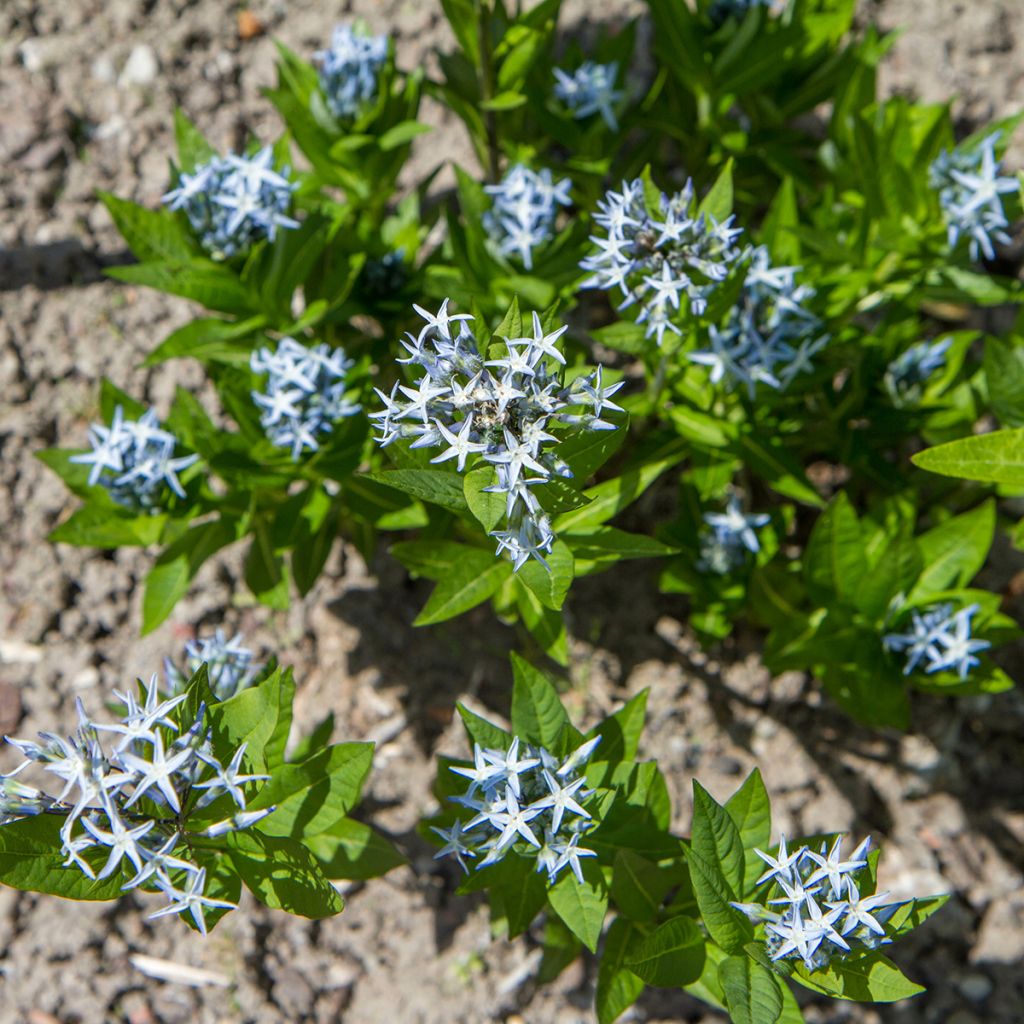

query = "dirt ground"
[1, 1, 1023, 1022]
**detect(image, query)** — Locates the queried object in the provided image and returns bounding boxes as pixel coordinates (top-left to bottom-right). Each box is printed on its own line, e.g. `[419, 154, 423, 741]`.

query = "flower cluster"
[162, 148, 298, 260]
[251, 337, 361, 460]
[483, 164, 572, 271]
[371, 300, 623, 570]
[165, 630, 258, 701]
[581, 178, 744, 346]
[553, 61, 623, 130]
[689, 245, 828, 397]
[71, 405, 198, 513]
[314, 23, 389, 121]
[733, 835, 901, 971]
[3, 686, 272, 933]
[929, 132, 1017, 261]
[883, 602, 990, 679]
[433, 736, 601, 884]
[885, 337, 952, 401]
[697, 496, 770, 575]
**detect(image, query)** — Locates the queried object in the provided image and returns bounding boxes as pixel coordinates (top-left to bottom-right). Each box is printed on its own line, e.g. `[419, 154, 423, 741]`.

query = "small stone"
[237, 10, 265, 40]
[958, 972, 993, 1003]
[92, 56, 117, 83]
[119, 45, 159, 88]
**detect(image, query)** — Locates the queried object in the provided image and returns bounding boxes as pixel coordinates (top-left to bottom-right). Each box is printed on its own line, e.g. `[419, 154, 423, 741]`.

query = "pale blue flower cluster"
[553, 61, 622, 130]
[165, 629, 258, 701]
[251, 337, 361, 461]
[71, 405, 198, 512]
[434, 736, 601, 885]
[689, 245, 828, 397]
[162, 147, 299, 260]
[885, 337, 952, 400]
[372, 300, 623, 570]
[883, 602, 990, 679]
[315, 23, 389, 121]
[697, 496, 770, 575]
[581, 178, 744, 346]
[483, 165, 572, 271]
[929, 132, 1018, 261]
[732, 835, 902, 972]
[4, 686, 272, 933]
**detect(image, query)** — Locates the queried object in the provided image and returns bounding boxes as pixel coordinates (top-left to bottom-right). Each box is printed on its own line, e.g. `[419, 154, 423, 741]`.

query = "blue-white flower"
[436, 735, 600, 885]
[886, 337, 953, 402]
[163, 147, 298, 260]
[883, 602, 990, 679]
[581, 178, 744, 343]
[689, 245, 828, 397]
[929, 132, 1018, 261]
[554, 61, 623, 130]
[70, 405, 198, 512]
[733, 833, 904, 971]
[2, 684, 271, 930]
[251, 337, 361, 460]
[165, 629, 258, 701]
[372, 301, 623, 571]
[315, 23, 389, 121]
[697, 495, 769, 575]
[484, 164, 572, 271]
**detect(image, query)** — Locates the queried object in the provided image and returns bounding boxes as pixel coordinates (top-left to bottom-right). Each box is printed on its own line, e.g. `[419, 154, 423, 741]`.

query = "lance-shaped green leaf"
[224, 831, 343, 919]
[304, 818, 406, 881]
[909, 501, 995, 600]
[794, 951, 925, 1002]
[692, 781, 746, 896]
[248, 743, 375, 838]
[911, 428, 1024, 486]
[596, 918, 645, 1024]
[414, 549, 513, 625]
[719, 955, 784, 1024]
[510, 653, 570, 748]
[625, 916, 706, 987]
[548, 856, 609, 952]
[685, 843, 753, 954]
[610, 849, 673, 922]
[365, 468, 470, 514]
[724, 770, 772, 896]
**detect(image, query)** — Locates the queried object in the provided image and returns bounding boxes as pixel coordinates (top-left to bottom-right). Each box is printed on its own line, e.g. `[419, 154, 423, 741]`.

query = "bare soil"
[1, 2, 1023, 1023]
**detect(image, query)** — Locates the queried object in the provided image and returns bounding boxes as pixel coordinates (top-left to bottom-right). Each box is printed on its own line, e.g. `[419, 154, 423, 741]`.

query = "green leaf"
[304, 818, 406, 881]
[49, 505, 167, 548]
[414, 550, 512, 625]
[224, 830, 343, 919]
[794, 951, 925, 1002]
[464, 464, 506, 533]
[517, 584, 569, 666]
[685, 845, 753, 954]
[510, 653, 569, 748]
[802, 492, 865, 605]
[853, 532, 923, 621]
[145, 315, 265, 366]
[365, 468, 470, 513]
[457, 703, 513, 750]
[142, 518, 238, 633]
[548, 856, 609, 952]
[596, 918, 645, 1024]
[556, 419, 629, 479]
[245, 518, 290, 610]
[107, 262, 254, 316]
[0, 816, 125, 900]
[378, 119, 432, 150]
[586, 690, 648, 777]
[983, 335, 1024, 427]
[494, 294, 523, 339]
[625, 916, 706, 988]
[692, 781, 745, 896]
[174, 108, 217, 171]
[698, 158, 734, 224]
[912, 428, 1024, 486]
[761, 177, 800, 264]
[719, 956, 784, 1024]
[99, 192, 195, 263]
[516, 539, 574, 610]
[725, 770, 772, 895]
[737, 435, 824, 508]
[249, 743, 374, 838]
[206, 667, 294, 773]
[556, 441, 686, 531]
[538, 914, 582, 984]
[611, 849, 673, 923]
[566, 525, 675, 573]
[910, 501, 995, 599]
